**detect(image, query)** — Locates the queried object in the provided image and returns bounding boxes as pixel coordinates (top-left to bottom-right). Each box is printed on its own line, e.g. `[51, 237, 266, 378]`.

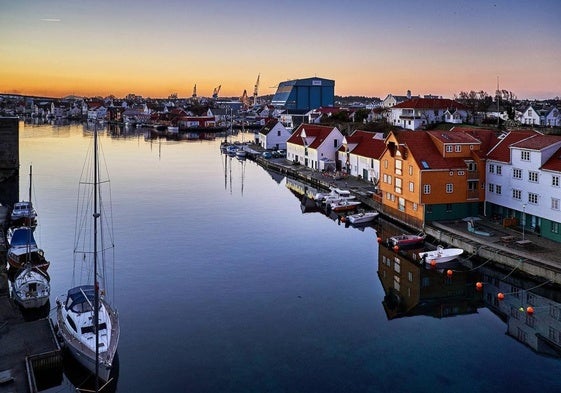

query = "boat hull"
[12, 267, 50, 309]
[419, 247, 464, 264]
[347, 212, 378, 224]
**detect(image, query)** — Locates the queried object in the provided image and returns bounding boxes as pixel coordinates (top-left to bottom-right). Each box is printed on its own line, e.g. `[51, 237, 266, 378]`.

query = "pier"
[0, 216, 62, 393]
[249, 149, 561, 286]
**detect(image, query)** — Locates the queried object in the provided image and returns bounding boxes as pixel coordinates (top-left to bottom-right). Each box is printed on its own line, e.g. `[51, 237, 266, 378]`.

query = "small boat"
[419, 245, 464, 264]
[329, 199, 361, 212]
[388, 233, 425, 248]
[235, 148, 247, 158]
[12, 266, 50, 309]
[10, 201, 37, 224]
[346, 211, 379, 224]
[7, 241, 50, 272]
[314, 187, 353, 203]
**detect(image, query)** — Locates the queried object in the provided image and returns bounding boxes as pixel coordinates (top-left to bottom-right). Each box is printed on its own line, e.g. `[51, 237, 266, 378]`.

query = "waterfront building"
[485, 131, 561, 243]
[271, 77, 335, 111]
[378, 128, 498, 228]
[388, 98, 469, 130]
[286, 124, 343, 171]
[257, 119, 292, 150]
[0, 117, 19, 206]
[381, 91, 413, 108]
[338, 130, 385, 183]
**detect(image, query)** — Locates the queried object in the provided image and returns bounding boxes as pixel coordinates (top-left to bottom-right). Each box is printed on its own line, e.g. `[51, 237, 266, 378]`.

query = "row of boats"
[308, 185, 465, 265]
[5, 124, 119, 387]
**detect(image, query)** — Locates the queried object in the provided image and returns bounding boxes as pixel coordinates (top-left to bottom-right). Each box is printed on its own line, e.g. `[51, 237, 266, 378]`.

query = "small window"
[513, 189, 522, 200]
[529, 171, 538, 182]
[521, 151, 530, 161]
[489, 164, 495, 174]
[455, 145, 461, 152]
[528, 193, 538, 204]
[423, 184, 431, 194]
[445, 145, 453, 153]
[446, 184, 453, 193]
[553, 176, 560, 187]
[496, 185, 502, 195]
[496, 165, 502, 175]
[552, 198, 560, 210]
[488, 183, 494, 193]
[513, 168, 522, 179]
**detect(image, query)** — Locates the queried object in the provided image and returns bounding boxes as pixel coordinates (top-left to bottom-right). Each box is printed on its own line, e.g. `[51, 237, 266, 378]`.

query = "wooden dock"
[0, 217, 62, 392]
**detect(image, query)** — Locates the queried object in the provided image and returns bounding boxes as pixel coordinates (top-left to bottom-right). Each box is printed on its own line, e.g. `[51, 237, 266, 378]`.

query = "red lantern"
[430, 260, 437, 268]
[497, 292, 505, 300]
[526, 306, 534, 315]
[393, 245, 399, 252]
[476, 282, 483, 290]
[446, 269, 453, 277]
[377, 237, 382, 243]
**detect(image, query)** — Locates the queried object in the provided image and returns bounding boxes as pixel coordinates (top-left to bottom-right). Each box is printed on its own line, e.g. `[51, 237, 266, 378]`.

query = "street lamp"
[522, 204, 526, 241]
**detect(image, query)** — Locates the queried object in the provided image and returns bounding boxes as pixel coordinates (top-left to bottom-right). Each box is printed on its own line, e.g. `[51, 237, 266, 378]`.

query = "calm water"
[16, 122, 561, 392]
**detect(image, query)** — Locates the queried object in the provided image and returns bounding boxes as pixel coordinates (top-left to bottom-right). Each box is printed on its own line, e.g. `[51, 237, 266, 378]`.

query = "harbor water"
[14, 121, 561, 392]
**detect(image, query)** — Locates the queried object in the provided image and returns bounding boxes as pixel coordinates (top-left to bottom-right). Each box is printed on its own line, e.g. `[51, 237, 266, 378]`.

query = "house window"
[513, 189, 522, 200]
[333, 139, 338, 148]
[398, 197, 405, 211]
[467, 162, 476, 171]
[384, 159, 388, 169]
[445, 145, 453, 153]
[446, 183, 453, 193]
[455, 145, 461, 152]
[423, 184, 431, 194]
[407, 271, 413, 282]
[488, 183, 494, 193]
[395, 159, 402, 175]
[277, 130, 281, 136]
[395, 178, 402, 194]
[409, 165, 413, 175]
[409, 181, 414, 192]
[552, 198, 560, 210]
[489, 164, 495, 174]
[528, 171, 538, 182]
[496, 185, 502, 195]
[553, 176, 560, 187]
[496, 165, 502, 175]
[458, 170, 465, 176]
[528, 193, 538, 204]
[552, 222, 559, 234]
[413, 203, 418, 211]
[521, 151, 530, 161]
[513, 168, 522, 179]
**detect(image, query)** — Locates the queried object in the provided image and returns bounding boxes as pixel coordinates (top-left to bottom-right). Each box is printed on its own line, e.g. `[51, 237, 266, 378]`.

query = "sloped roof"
[344, 130, 385, 159]
[511, 134, 561, 150]
[447, 127, 501, 159]
[486, 129, 539, 162]
[287, 124, 338, 148]
[392, 98, 469, 111]
[392, 131, 467, 170]
[542, 146, 561, 172]
[259, 118, 279, 135]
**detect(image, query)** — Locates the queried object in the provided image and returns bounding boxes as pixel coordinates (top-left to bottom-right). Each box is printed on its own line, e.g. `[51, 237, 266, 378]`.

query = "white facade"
[486, 138, 561, 229]
[389, 106, 468, 130]
[87, 106, 107, 120]
[287, 126, 343, 170]
[519, 106, 540, 125]
[258, 121, 291, 150]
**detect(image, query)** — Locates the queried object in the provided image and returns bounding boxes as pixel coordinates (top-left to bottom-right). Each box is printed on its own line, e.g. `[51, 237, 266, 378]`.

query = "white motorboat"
[346, 210, 379, 224]
[419, 245, 464, 264]
[10, 201, 36, 223]
[56, 124, 119, 383]
[12, 266, 50, 309]
[315, 187, 354, 204]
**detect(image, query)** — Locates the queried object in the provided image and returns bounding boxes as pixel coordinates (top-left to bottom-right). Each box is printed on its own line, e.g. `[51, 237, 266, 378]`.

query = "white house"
[286, 124, 343, 171]
[486, 130, 561, 240]
[258, 119, 291, 150]
[87, 104, 107, 121]
[388, 98, 469, 130]
[544, 107, 561, 127]
[519, 105, 541, 126]
[382, 91, 412, 108]
[337, 130, 385, 183]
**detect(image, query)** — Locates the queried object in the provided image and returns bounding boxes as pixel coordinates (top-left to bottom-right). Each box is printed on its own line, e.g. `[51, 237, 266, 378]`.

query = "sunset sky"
[1, 0, 560, 100]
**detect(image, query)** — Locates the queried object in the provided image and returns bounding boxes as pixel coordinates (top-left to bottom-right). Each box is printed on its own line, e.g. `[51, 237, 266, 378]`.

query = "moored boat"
[346, 210, 379, 224]
[388, 233, 426, 248]
[328, 199, 361, 212]
[12, 266, 50, 309]
[419, 245, 464, 264]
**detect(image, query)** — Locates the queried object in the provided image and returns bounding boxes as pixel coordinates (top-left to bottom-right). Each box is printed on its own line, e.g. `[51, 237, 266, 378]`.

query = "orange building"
[378, 127, 499, 229]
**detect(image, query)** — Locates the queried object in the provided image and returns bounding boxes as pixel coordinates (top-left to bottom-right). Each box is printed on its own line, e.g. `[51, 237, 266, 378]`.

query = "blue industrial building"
[271, 77, 335, 111]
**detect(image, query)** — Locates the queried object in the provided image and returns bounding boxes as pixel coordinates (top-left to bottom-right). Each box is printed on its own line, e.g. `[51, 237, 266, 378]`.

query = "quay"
[246, 146, 561, 286]
[0, 216, 62, 393]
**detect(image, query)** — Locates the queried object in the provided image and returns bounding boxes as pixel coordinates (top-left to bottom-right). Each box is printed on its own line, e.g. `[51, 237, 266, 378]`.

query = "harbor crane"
[212, 85, 221, 99]
[192, 84, 197, 100]
[253, 74, 260, 106]
[240, 89, 250, 109]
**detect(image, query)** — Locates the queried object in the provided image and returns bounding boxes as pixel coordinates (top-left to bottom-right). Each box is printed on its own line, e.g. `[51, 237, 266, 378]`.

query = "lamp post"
[522, 204, 526, 241]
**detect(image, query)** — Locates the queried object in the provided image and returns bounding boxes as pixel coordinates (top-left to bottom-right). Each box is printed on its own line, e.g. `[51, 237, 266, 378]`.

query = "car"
[262, 151, 272, 159]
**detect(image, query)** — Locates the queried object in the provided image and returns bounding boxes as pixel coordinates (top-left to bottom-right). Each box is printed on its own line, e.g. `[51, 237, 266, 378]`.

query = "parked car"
[262, 151, 272, 159]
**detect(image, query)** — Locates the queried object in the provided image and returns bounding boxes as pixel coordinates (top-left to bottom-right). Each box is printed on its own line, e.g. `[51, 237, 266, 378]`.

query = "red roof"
[542, 146, 561, 172]
[392, 98, 469, 111]
[486, 130, 540, 162]
[511, 134, 561, 150]
[287, 124, 339, 148]
[344, 130, 385, 159]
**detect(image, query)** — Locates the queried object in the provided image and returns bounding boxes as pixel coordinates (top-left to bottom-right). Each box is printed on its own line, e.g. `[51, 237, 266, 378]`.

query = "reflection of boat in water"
[419, 245, 464, 264]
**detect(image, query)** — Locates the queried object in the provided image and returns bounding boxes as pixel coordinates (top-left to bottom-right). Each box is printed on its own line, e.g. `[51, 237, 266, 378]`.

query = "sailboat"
[11, 165, 51, 309]
[56, 126, 120, 384]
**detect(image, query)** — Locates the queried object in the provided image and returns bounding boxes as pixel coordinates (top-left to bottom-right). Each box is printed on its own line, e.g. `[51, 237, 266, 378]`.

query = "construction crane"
[253, 74, 260, 106]
[192, 84, 197, 100]
[212, 85, 221, 99]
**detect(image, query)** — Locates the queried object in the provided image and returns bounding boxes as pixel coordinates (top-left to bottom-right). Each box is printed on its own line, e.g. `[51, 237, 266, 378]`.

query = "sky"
[1, 0, 560, 100]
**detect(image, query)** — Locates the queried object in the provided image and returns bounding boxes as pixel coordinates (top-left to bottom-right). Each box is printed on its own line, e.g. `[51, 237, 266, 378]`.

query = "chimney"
[406, 90, 411, 99]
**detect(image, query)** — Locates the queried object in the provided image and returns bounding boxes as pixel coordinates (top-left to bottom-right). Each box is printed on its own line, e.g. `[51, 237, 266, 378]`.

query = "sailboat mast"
[93, 126, 100, 391]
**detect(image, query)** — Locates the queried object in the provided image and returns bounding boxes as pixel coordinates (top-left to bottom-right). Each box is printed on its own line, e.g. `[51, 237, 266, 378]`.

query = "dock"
[0, 217, 62, 393]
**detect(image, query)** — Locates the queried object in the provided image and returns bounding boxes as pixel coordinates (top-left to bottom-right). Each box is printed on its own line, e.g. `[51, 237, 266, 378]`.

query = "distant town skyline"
[1, 0, 560, 100]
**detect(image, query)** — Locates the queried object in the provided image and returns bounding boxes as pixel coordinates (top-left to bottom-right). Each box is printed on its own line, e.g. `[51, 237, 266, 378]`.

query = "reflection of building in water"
[481, 265, 561, 357]
[377, 243, 483, 320]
